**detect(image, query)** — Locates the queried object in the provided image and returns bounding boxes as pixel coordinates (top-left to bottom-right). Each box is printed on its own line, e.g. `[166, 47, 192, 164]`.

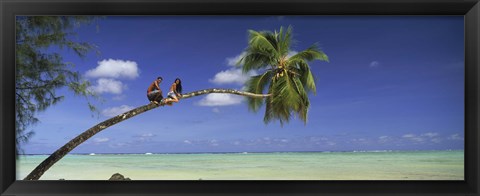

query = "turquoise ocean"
[17, 150, 464, 180]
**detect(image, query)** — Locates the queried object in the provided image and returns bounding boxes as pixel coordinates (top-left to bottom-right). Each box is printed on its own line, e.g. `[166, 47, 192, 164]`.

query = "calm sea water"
[17, 150, 464, 180]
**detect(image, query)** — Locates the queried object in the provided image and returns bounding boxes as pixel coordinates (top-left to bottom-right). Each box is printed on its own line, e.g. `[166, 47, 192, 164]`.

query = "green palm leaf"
[241, 25, 328, 125]
[248, 30, 277, 53]
[241, 48, 273, 73]
[264, 85, 275, 124]
[269, 73, 304, 125]
[292, 77, 310, 123]
[246, 70, 273, 112]
[278, 26, 294, 57]
[291, 63, 317, 94]
[288, 44, 329, 63]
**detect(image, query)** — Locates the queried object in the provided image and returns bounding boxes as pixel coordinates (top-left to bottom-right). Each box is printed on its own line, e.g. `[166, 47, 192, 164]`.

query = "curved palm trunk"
[24, 88, 270, 180]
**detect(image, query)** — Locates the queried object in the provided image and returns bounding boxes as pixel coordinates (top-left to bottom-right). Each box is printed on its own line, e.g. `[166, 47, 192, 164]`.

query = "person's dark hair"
[174, 78, 182, 94]
[157, 76, 163, 81]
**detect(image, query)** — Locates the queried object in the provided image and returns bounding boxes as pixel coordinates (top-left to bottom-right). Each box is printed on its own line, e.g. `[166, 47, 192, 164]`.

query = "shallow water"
[17, 150, 464, 180]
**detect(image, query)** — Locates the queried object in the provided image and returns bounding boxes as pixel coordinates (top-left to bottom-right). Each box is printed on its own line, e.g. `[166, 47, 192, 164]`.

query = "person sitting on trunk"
[165, 78, 182, 105]
[146, 77, 164, 104]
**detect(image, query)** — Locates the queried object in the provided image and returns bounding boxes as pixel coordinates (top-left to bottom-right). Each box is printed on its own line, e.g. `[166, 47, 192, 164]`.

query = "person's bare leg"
[166, 98, 173, 106]
[171, 97, 179, 103]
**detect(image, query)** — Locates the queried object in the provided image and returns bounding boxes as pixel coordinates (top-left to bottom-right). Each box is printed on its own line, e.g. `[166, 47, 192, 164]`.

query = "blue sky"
[20, 16, 465, 154]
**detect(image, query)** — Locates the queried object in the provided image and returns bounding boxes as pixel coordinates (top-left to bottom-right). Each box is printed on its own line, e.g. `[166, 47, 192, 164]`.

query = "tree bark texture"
[24, 88, 270, 180]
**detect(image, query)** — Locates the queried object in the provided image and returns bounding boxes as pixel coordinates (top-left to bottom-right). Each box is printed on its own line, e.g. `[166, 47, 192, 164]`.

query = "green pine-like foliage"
[15, 16, 100, 155]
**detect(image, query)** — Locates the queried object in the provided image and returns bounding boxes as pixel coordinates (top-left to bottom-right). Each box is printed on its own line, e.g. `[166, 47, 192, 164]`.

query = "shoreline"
[19, 149, 465, 156]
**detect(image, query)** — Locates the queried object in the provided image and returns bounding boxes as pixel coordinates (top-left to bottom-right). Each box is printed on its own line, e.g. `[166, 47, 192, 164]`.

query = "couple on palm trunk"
[147, 77, 183, 106]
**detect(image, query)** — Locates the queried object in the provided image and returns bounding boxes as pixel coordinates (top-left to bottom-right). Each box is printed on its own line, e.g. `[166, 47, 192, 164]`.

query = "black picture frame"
[1, 0, 479, 195]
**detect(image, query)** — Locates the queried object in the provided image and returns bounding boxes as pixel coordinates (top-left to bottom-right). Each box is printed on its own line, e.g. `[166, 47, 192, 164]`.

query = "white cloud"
[402, 134, 424, 143]
[431, 138, 443, 143]
[197, 94, 244, 106]
[369, 61, 380, 68]
[210, 52, 259, 85]
[86, 59, 140, 79]
[112, 95, 127, 101]
[326, 141, 337, 146]
[93, 137, 109, 143]
[85, 59, 140, 97]
[89, 78, 126, 94]
[101, 105, 134, 117]
[351, 138, 370, 144]
[182, 139, 220, 146]
[422, 132, 439, 138]
[401, 132, 444, 144]
[209, 139, 219, 146]
[209, 68, 257, 85]
[212, 108, 221, 113]
[109, 142, 128, 148]
[448, 134, 464, 141]
[402, 134, 416, 138]
[226, 52, 247, 66]
[134, 133, 156, 142]
[287, 50, 298, 58]
[378, 136, 392, 143]
[379, 136, 389, 140]
[140, 133, 155, 137]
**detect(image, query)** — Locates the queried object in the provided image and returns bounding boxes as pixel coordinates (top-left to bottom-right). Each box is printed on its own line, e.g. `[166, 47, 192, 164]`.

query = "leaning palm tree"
[24, 89, 270, 180]
[24, 25, 328, 180]
[241, 26, 329, 125]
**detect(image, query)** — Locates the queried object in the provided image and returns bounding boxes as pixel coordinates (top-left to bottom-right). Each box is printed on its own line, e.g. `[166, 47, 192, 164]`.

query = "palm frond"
[292, 63, 317, 94]
[248, 30, 277, 53]
[292, 77, 310, 123]
[288, 44, 329, 63]
[246, 70, 273, 112]
[242, 30, 282, 73]
[262, 31, 280, 53]
[278, 26, 294, 57]
[241, 48, 273, 73]
[263, 84, 275, 124]
[268, 73, 303, 125]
